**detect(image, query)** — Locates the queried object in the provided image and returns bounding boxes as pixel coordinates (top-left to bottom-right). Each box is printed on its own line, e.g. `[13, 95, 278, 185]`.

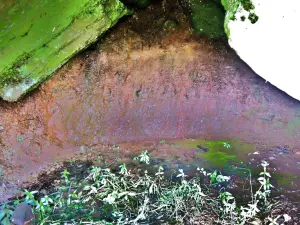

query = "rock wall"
[1, 2, 300, 201]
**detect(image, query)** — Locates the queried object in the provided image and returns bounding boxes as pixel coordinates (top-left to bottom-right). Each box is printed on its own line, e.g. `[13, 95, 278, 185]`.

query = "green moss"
[221, 0, 240, 37]
[163, 20, 179, 31]
[0, 0, 130, 101]
[187, 0, 226, 39]
[136, 0, 151, 8]
[221, 0, 258, 37]
[241, 0, 255, 11]
[248, 12, 259, 24]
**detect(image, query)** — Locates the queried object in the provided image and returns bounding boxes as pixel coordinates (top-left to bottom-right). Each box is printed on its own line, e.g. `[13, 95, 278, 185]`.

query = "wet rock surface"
[0, 1, 300, 203]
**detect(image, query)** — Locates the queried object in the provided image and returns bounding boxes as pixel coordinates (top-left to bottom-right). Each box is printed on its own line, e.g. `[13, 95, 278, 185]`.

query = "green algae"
[273, 173, 295, 186]
[174, 138, 254, 168]
[164, 138, 299, 198]
[0, 0, 130, 101]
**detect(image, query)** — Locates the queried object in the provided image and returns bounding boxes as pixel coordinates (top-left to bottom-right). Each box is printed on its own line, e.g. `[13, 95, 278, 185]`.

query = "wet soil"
[1, 1, 300, 205]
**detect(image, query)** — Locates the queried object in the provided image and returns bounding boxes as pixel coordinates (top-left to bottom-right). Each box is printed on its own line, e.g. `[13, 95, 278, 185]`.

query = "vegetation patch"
[0, 150, 293, 225]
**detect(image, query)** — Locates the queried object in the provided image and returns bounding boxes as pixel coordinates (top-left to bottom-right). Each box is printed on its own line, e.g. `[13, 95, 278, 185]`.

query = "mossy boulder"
[185, 0, 226, 39]
[0, 0, 130, 101]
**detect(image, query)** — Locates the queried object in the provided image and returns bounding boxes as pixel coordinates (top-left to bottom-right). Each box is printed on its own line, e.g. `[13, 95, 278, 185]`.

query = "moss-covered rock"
[221, 0, 240, 37]
[0, 0, 130, 101]
[185, 0, 226, 39]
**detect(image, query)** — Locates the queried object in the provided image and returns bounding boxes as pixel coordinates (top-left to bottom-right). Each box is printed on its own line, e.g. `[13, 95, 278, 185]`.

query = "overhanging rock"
[0, 0, 130, 101]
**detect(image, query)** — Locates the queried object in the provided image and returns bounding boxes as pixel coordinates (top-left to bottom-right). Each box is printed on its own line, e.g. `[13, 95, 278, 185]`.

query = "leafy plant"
[134, 150, 150, 164]
[223, 142, 231, 149]
[16, 136, 25, 142]
[0, 152, 290, 225]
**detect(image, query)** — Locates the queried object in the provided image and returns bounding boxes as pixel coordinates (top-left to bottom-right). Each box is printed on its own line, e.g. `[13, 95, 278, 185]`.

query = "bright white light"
[228, 0, 300, 100]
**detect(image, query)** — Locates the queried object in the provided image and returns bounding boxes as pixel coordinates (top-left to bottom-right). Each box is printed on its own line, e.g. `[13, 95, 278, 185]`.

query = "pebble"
[272, 209, 281, 214]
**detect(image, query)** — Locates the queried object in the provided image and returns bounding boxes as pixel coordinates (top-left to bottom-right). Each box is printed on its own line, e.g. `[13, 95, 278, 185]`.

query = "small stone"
[11, 203, 34, 225]
[80, 145, 88, 154]
[269, 156, 276, 160]
[272, 209, 281, 214]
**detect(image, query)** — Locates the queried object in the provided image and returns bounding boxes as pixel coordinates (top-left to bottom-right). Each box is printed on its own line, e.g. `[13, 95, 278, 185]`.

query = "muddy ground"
[0, 1, 300, 213]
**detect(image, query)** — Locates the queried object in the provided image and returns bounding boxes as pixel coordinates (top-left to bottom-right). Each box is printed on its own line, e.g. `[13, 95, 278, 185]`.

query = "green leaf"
[1, 216, 10, 225]
[0, 210, 6, 221]
[160, 140, 166, 144]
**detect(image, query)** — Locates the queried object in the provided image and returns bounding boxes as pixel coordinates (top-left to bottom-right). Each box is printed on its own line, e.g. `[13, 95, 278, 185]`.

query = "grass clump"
[0, 151, 291, 225]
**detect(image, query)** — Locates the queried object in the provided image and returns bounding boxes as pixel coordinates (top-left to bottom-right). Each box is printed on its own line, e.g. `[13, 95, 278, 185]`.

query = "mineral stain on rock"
[0, 0, 130, 101]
